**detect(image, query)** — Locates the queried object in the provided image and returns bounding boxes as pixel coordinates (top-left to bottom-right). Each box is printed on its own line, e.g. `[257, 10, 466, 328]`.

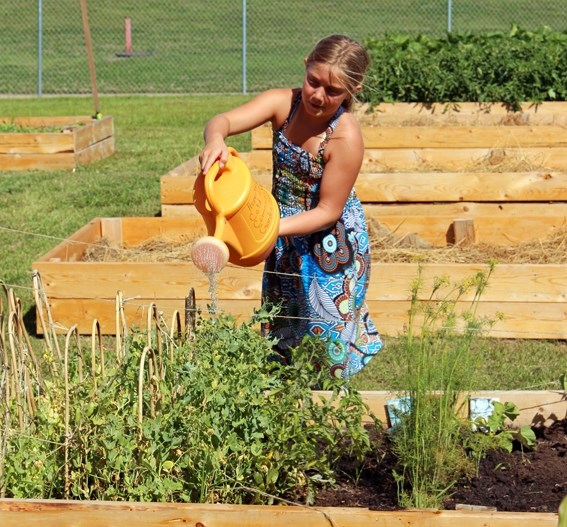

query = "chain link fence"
[2, 0, 566, 96]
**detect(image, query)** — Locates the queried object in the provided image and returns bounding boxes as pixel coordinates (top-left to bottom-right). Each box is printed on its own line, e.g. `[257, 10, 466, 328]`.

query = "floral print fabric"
[261, 94, 383, 379]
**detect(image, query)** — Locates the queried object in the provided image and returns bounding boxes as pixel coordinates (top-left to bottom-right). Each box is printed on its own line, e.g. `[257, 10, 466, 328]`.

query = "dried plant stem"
[168, 310, 182, 362]
[115, 291, 128, 363]
[32, 271, 61, 363]
[137, 346, 153, 433]
[7, 312, 23, 432]
[90, 319, 105, 392]
[63, 325, 76, 499]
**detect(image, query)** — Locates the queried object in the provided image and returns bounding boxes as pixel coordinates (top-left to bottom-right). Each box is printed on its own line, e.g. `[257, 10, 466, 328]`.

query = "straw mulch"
[83, 234, 197, 263]
[368, 220, 567, 264]
[83, 223, 567, 266]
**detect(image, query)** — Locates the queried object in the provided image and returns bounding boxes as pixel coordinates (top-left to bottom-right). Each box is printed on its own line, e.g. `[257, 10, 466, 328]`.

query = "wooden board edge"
[0, 498, 558, 527]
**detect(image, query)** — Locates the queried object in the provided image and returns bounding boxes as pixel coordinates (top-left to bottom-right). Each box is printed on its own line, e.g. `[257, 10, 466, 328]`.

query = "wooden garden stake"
[450, 218, 476, 245]
[80, 0, 101, 118]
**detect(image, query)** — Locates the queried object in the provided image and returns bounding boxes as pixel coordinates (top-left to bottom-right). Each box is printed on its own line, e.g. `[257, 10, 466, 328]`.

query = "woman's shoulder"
[333, 110, 363, 141]
[256, 87, 295, 105]
[256, 88, 297, 127]
[324, 110, 364, 161]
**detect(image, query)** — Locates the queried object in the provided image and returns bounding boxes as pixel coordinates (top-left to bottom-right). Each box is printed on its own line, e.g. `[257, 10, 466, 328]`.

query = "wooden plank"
[161, 202, 567, 244]
[0, 116, 92, 128]
[365, 202, 567, 217]
[449, 218, 475, 245]
[0, 152, 74, 170]
[37, 295, 567, 339]
[361, 125, 567, 149]
[370, 299, 567, 339]
[32, 261, 262, 299]
[73, 115, 114, 151]
[161, 170, 567, 205]
[199, 298, 567, 339]
[241, 136, 567, 171]
[362, 146, 567, 171]
[0, 132, 74, 154]
[162, 200, 567, 219]
[74, 135, 115, 166]
[252, 123, 567, 149]
[367, 213, 567, 246]
[356, 111, 567, 127]
[34, 259, 567, 304]
[36, 297, 189, 335]
[354, 171, 567, 202]
[100, 217, 124, 245]
[356, 100, 567, 116]
[0, 498, 558, 527]
[33, 218, 102, 262]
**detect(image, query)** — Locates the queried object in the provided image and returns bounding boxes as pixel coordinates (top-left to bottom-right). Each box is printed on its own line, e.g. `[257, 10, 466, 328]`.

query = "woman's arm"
[278, 113, 364, 237]
[199, 88, 293, 174]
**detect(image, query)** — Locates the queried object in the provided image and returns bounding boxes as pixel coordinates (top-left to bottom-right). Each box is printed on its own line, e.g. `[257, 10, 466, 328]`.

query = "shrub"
[1, 313, 378, 505]
[362, 25, 567, 109]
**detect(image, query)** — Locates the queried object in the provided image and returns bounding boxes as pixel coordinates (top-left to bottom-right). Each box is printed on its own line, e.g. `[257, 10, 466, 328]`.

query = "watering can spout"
[192, 147, 280, 269]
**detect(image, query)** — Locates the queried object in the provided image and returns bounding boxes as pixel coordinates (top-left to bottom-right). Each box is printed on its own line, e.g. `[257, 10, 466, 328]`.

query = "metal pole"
[242, 0, 247, 94]
[38, 0, 43, 96]
[447, 0, 453, 33]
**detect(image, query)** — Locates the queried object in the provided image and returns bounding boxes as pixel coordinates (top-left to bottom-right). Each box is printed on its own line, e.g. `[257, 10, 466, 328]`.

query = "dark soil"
[314, 418, 567, 513]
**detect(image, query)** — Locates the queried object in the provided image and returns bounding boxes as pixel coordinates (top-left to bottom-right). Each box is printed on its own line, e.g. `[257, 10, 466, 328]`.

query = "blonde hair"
[305, 34, 369, 110]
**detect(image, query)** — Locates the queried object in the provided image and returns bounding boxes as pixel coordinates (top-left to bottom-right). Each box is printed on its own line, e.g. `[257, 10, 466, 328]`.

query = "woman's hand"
[199, 137, 229, 174]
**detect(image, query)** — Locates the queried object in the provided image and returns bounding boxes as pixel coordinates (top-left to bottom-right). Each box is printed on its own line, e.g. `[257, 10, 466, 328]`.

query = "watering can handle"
[204, 147, 238, 213]
[204, 146, 250, 220]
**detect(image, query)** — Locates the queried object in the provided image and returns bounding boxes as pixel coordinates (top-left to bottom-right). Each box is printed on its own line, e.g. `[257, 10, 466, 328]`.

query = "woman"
[199, 34, 383, 379]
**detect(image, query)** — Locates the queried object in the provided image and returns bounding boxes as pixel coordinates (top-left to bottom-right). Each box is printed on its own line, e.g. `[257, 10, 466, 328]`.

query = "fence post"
[447, 0, 453, 32]
[37, 0, 43, 96]
[242, 0, 247, 94]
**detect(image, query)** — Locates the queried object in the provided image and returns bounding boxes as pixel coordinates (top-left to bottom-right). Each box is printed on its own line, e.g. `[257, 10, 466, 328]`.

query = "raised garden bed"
[0, 388, 564, 524]
[0, 115, 114, 170]
[0, 497, 559, 526]
[161, 101, 567, 217]
[33, 216, 567, 338]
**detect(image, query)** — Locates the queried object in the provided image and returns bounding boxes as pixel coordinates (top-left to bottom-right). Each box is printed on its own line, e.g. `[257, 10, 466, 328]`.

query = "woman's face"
[301, 62, 351, 119]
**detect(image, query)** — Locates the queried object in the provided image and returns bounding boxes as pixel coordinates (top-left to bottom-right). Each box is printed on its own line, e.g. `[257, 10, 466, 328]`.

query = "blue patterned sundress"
[261, 93, 383, 379]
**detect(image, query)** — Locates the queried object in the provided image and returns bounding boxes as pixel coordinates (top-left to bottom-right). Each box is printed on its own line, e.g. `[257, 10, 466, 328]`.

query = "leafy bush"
[362, 25, 567, 109]
[1, 314, 378, 504]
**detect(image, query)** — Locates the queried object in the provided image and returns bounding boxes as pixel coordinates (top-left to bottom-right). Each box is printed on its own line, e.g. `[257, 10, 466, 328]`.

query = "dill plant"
[390, 263, 496, 508]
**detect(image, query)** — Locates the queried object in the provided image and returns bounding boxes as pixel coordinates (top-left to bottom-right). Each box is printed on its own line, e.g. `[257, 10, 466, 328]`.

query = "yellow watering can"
[192, 147, 280, 273]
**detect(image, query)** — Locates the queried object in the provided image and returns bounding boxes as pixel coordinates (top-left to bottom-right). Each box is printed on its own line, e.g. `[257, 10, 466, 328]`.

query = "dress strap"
[318, 105, 345, 153]
[281, 91, 302, 132]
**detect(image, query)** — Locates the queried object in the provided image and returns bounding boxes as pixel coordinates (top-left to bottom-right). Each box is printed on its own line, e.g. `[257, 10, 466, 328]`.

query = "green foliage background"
[362, 27, 567, 108]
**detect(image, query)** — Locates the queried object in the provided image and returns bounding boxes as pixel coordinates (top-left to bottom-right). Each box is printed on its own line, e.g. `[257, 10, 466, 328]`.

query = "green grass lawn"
[0, 95, 566, 391]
